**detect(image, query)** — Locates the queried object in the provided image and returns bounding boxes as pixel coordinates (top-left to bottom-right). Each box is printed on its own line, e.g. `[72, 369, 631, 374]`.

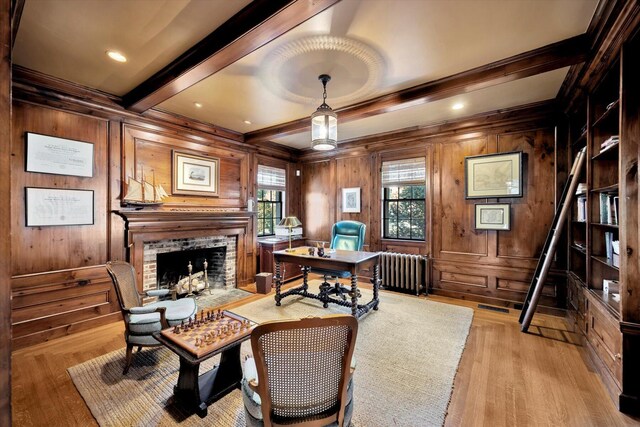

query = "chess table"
[273, 247, 381, 318]
[153, 310, 256, 418]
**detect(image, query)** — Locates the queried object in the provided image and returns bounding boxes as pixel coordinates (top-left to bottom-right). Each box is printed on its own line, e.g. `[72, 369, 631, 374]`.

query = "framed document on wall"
[26, 133, 94, 177]
[172, 151, 220, 197]
[465, 151, 522, 199]
[25, 188, 94, 226]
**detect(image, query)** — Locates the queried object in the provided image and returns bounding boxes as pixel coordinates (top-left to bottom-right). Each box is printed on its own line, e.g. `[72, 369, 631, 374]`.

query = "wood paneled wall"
[1, 0, 12, 421]
[9, 74, 296, 349]
[299, 112, 566, 310]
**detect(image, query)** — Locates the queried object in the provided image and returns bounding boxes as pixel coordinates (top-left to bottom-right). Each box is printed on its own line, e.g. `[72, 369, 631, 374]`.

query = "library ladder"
[519, 147, 586, 332]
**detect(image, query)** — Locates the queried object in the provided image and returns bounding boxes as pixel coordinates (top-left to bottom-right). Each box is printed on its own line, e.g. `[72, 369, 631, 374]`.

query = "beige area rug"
[69, 281, 473, 427]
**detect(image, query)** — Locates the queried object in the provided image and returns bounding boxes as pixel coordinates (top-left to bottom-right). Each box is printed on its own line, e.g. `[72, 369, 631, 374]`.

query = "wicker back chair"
[243, 315, 358, 427]
[106, 261, 197, 374]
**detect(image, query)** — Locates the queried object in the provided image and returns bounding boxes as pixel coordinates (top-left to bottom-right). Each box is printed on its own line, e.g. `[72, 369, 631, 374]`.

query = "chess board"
[160, 310, 256, 358]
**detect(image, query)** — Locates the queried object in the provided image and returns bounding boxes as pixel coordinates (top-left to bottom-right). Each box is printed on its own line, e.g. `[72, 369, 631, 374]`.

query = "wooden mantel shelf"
[114, 209, 254, 233]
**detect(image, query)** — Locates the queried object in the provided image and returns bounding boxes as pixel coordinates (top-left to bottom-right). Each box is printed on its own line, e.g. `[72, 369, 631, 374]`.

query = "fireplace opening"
[157, 246, 227, 294]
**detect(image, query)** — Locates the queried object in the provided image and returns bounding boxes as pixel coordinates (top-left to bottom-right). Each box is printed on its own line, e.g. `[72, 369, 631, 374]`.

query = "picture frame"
[25, 132, 94, 177]
[172, 151, 220, 197]
[465, 151, 522, 199]
[342, 187, 361, 213]
[25, 187, 94, 226]
[475, 203, 511, 231]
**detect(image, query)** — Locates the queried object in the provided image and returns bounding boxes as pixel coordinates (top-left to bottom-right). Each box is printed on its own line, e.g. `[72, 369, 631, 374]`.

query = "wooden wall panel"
[336, 156, 372, 244]
[1, 0, 12, 420]
[11, 103, 109, 275]
[301, 160, 335, 242]
[496, 129, 556, 260]
[435, 136, 489, 257]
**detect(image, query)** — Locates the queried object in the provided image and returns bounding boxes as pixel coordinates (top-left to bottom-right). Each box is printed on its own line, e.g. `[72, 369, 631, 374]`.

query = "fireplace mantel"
[114, 209, 254, 289]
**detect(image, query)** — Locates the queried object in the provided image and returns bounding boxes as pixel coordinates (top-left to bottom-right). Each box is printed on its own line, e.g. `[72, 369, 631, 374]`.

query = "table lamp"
[278, 216, 302, 252]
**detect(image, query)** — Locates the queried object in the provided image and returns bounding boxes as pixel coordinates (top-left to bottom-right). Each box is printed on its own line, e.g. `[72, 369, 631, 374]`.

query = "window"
[257, 165, 286, 237]
[382, 158, 426, 240]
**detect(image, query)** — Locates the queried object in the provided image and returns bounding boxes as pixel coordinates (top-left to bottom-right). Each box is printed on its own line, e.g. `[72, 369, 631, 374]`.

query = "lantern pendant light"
[311, 74, 337, 151]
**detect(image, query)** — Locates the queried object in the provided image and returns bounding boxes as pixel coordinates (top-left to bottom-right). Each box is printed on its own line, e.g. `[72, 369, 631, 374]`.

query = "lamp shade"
[278, 216, 302, 228]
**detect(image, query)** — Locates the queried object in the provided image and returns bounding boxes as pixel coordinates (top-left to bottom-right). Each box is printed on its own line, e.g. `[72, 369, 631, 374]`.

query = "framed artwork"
[172, 151, 220, 197]
[342, 187, 361, 213]
[25, 132, 94, 177]
[475, 203, 511, 230]
[25, 187, 94, 226]
[465, 151, 522, 199]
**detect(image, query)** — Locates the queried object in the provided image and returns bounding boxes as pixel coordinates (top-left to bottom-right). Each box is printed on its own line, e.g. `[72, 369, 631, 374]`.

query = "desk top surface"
[273, 246, 379, 264]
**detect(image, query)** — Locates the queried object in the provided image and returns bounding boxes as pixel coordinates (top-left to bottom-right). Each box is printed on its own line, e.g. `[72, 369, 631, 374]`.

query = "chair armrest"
[146, 289, 171, 298]
[129, 306, 160, 314]
[248, 379, 259, 393]
[127, 306, 169, 328]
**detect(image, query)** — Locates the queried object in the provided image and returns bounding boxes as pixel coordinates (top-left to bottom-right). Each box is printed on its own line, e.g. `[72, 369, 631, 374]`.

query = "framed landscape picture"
[342, 187, 361, 213]
[475, 203, 511, 230]
[172, 151, 219, 197]
[465, 151, 522, 199]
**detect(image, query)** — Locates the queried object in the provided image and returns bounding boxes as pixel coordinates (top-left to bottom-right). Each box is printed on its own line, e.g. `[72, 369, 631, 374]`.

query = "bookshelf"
[564, 30, 640, 414]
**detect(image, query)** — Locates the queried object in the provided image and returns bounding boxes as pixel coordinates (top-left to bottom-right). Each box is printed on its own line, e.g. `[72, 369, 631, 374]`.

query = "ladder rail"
[519, 148, 586, 331]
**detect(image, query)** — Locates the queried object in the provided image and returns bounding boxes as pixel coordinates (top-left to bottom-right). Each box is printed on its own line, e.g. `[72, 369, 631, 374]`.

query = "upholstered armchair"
[314, 221, 366, 302]
[242, 315, 358, 427]
[105, 261, 197, 374]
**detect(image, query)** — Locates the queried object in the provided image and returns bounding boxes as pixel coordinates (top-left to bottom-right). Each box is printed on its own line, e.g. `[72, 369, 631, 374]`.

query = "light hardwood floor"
[11, 281, 640, 426]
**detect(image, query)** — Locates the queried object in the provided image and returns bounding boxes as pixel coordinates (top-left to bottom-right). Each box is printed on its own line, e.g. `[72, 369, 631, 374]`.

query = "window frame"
[257, 189, 284, 237]
[382, 185, 426, 241]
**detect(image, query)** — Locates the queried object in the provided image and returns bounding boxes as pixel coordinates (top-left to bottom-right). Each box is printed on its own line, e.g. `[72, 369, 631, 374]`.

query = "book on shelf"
[577, 196, 587, 222]
[612, 240, 620, 268]
[605, 231, 613, 260]
[575, 183, 587, 195]
[600, 193, 609, 224]
[603, 279, 619, 294]
[600, 135, 619, 150]
[612, 196, 619, 225]
[574, 241, 586, 250]
[598, 193, 618, 225]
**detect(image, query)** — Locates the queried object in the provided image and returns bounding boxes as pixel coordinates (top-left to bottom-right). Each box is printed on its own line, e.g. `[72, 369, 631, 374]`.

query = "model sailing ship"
[123, 169, 169, 206]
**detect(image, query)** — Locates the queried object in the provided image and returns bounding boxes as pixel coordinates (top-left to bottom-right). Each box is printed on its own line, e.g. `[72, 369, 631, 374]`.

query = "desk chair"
[106, 261, 197, 374]
[315, 221, 366, 303]
[242, 315, 358, 427]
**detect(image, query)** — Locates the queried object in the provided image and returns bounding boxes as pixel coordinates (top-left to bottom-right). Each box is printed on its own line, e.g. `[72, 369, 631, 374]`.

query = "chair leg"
[123, 344, 134, 375]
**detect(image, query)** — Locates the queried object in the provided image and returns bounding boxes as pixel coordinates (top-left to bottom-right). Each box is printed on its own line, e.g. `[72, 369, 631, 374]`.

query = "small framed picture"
[475, 203, 511, 230]
[172, 151, 220, 197]
[25, 187, 94, 226]
[342, 187, 361, 213]
[465, 151, 522, 199]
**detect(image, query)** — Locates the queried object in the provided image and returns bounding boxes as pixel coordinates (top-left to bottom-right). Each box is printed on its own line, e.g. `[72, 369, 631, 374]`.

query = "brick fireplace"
[115, 210, 253, 292]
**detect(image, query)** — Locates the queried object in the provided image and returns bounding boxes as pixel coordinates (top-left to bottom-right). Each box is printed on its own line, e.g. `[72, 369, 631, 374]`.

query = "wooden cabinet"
[258, 238, 305, 283]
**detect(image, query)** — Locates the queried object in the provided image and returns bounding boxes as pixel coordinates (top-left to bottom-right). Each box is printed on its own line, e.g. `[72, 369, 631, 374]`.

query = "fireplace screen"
[157, 246, 227, 295]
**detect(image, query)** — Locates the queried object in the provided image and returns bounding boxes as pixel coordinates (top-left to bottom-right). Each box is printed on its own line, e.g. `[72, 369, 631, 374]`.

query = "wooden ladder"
[519, 147, 586, 332]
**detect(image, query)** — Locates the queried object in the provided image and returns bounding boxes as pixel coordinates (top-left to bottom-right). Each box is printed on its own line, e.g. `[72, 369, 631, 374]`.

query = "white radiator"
[380, 252, 427, 295]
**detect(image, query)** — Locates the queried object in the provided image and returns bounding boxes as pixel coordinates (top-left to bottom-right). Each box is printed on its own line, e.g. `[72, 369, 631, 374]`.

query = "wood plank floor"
[11, 281, 640, 426]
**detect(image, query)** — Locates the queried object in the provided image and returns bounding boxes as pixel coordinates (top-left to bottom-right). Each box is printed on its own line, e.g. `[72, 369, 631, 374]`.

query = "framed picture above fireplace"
[172, 151, 220, 197]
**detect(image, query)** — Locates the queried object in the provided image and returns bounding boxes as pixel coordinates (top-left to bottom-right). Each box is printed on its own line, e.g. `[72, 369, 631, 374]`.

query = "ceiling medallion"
[261, 35, 385, 106]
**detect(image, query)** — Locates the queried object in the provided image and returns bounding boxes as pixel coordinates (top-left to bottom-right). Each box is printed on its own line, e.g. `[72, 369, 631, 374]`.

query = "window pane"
[384, 201, 397, 219]
[399, 186, 412, 199]
[387, 186, 399, 199]
[264, 220, 272, 236]
[398, 201, 411, 218]
[411, 220, 425, 239]
[384, 220, 398, 239]
[258, 203, 265, 219]
[398, 220, 411, 239]
[411, 200, 426, 218]
[264, 203, 273, 218]
[257, 189, 265, 199]
[258, 219, 264, 236]
[412, 185, 426, 199]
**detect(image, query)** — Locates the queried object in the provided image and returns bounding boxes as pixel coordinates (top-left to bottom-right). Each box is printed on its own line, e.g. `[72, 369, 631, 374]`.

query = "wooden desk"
[258, 237, 305, 283]
[273, 247, 381, 318]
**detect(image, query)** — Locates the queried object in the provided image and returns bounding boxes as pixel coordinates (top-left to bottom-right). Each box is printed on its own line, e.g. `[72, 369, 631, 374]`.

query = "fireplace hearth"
[157, 246, 227, 292]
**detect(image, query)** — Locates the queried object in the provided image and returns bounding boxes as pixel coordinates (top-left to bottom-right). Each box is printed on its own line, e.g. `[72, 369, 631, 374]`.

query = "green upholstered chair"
[105, 261, 197, 374]
[314, 221, 366, 302]
[242, 315, 358, 427]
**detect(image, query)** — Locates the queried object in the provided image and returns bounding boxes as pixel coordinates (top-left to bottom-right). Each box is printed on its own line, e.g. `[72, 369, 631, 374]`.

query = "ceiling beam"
[11, 0, 24, 48]
[123, 0, 341, 113]
[245, 34, 588, 145]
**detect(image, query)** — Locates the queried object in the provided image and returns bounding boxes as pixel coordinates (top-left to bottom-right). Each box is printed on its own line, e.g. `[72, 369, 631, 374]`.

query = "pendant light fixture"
[311, 74, 337, 151]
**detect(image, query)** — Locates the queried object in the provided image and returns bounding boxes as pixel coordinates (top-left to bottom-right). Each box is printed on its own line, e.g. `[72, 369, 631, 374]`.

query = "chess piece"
[195, 337, 202, 347]
[181, 320, 187, 332]
[173, 325, 180, 334]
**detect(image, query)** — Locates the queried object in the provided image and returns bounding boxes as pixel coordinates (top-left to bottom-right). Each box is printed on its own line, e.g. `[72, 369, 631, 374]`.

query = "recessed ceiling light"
[194, 102, 203, 108]
[243, 120, 252, 125]
[106, 50, 127, 63]
[452, 103, 465, 110]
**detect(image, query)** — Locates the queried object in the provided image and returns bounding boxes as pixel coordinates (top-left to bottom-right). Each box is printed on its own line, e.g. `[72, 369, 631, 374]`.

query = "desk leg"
[274, 260, 283, 306]
[350, 275, 358, 317]
[372, 263, 380, 310]
[302, 265, 310, 296]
